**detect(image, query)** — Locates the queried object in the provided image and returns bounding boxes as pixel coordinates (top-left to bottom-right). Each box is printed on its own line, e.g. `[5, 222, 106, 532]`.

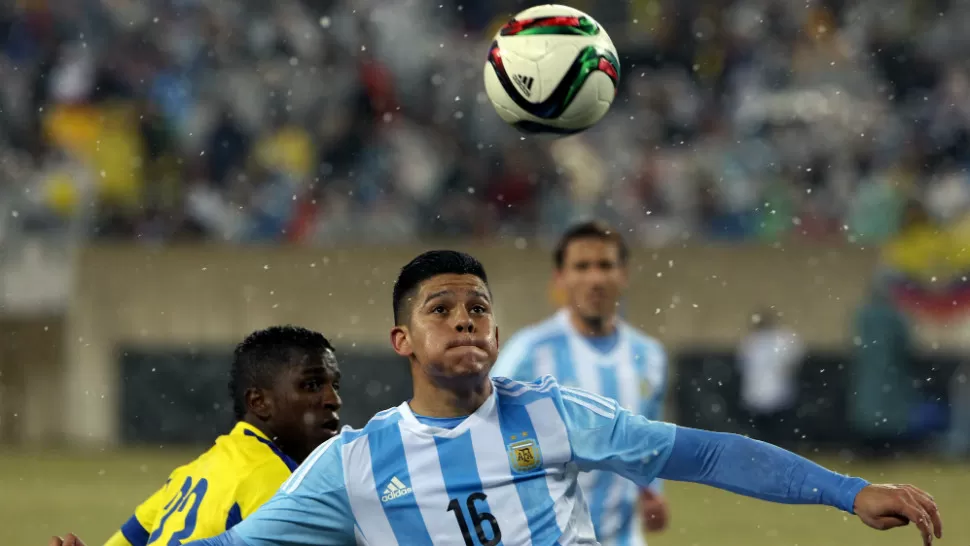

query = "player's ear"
[246, 387, 273, 420]
[618, 261, 629, 288]
[390, 325, 413, 357]
[553, 266, 568, 292]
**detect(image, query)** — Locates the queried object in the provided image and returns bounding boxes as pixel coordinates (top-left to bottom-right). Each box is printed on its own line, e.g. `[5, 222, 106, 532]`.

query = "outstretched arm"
[659, 427, 865, 510]
[659, 428, 942, 545]
[559, 385, 943, 545]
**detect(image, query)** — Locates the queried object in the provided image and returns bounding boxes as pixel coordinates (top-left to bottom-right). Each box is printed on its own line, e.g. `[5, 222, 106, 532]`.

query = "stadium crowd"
[0, 0, 968, 246]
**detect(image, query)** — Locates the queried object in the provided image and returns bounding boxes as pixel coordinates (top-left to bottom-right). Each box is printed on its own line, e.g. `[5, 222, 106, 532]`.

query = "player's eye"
[331, 381, 341, 391]
[470, 305, 488, 314]
[303, 380, 322, 391]
[431, 305, 447, 314]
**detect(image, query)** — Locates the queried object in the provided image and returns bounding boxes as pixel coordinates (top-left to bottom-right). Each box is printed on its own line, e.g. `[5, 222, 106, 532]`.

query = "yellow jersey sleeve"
[233, 458, 293, 520]
[102, 481, 172, 546]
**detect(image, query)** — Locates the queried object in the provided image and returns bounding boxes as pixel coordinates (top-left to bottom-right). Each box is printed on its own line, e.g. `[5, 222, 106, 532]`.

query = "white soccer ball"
[483, 4, 620, 135]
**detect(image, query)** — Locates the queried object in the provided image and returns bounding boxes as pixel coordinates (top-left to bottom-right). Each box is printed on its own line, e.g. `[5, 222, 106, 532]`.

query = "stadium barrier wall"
[7, 242, 958, 446]
[112, 347, 958, 450]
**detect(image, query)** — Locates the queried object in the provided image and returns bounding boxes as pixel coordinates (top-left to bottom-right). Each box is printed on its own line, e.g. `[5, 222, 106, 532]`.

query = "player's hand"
[48, 534, 85, 546]
[853, 484, 942, 545]
[640, 488, 669, 533]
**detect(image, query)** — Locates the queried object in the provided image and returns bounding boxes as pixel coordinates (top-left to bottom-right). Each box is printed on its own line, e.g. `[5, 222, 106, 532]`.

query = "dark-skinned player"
[94, 325, 342, 546]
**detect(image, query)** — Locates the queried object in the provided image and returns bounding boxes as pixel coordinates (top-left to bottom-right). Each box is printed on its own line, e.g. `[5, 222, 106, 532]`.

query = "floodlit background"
[1, 0, 969, 544]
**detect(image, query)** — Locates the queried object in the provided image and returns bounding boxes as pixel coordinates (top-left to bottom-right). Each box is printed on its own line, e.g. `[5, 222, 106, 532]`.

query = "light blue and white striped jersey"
[228, 376, 676, 546]
[491, 309, 668, 546]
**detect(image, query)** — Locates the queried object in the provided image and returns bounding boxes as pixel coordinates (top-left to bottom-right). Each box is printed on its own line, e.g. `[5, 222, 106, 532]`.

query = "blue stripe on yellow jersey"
[491, 309, 668, 546]
[103, 422, 295, 546]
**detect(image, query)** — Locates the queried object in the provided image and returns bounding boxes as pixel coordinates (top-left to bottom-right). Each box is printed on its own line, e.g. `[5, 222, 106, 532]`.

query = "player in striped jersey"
[491, 221, 670, 545]
[51, 326, 342, 546]
[156, 250, 938, 546]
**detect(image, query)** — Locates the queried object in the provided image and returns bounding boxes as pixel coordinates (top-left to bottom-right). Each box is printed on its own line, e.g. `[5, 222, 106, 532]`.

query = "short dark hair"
[393, 250, 489, 325]
[229, 325, 335, 420]
[554, 220, 629, 268]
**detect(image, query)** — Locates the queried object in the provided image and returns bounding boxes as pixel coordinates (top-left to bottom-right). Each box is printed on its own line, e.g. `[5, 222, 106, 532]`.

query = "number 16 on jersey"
[446, 492, 502, 546]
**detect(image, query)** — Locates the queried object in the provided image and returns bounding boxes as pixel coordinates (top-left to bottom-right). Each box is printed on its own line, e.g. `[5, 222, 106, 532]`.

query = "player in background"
[56, 251, 942, 546]
[491, 220, 670, 544]
[95, 326, 342, 546]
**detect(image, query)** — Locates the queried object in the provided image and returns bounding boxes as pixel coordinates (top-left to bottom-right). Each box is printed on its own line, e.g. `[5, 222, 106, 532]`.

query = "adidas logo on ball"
[513, 74, 535, 98]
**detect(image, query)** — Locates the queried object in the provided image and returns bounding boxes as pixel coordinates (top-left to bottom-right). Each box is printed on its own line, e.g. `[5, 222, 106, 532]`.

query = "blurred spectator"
[0, 0, 968, 247]
[945, 364, 970, 459]
[736, 308, 805, 449]
[850, 276, 916, 456]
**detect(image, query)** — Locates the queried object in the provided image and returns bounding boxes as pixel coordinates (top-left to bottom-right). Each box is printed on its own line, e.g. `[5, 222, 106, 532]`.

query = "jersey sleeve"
[220, 437, 357, 546]
[233, 458, 293, 519]
[558, 385, 676, 488]
[658, 427, 868, 513]
[556, 385, 868, 513]
[103, 480, 172, 546]
[491, 331, 535, 381]
[641, 342, 668, 493]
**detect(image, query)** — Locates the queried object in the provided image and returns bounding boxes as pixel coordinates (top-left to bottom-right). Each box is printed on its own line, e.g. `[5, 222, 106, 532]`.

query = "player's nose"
[587, 270, 610, 286]
[328, 391, 342, 410]
[321, 385, 341, 410]
[453, 308, 475, 333]
[454, 319, 475, 333]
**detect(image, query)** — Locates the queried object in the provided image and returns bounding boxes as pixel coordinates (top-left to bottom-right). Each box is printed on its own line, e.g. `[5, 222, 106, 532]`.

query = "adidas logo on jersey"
[381, 476, 413, 502]
[512, 74, 534, 98]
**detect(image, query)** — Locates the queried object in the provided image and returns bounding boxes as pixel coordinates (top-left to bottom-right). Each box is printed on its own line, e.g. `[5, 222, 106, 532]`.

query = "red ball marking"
[502, 16, 583, 36]
[489, 46, 504, 69]
[597, 58, 618, 83]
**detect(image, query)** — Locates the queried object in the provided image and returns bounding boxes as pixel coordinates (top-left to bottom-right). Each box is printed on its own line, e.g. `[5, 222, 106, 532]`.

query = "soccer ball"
[483, 4, 620, 135]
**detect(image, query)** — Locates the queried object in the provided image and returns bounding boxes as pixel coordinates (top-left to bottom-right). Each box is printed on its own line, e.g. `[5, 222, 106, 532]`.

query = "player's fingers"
[897, 497, 934, 545]
[905, 487, 943, 539]
[48, 537, 64, 546]
[868, 514, 908, 530]
[902, 484, 934, 502]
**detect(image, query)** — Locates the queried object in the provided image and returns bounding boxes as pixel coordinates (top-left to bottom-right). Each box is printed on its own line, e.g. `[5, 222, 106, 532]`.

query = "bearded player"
[492, 221, 669, 544]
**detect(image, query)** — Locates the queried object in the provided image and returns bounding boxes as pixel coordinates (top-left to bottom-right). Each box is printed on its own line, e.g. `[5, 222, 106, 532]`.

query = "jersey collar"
[232, 421, 300, 471]
[396, 380, 498, 439]
[555, 308, 631, 366]
[232, 421, 271, 440]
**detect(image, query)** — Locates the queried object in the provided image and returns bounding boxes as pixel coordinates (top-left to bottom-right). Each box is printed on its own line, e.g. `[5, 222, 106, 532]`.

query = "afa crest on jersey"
[507, 438, 542, 473]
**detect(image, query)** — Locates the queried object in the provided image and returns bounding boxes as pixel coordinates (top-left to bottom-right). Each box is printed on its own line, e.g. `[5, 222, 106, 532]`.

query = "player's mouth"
[446, 337, 489, 351]
[319, 417, 340, 438]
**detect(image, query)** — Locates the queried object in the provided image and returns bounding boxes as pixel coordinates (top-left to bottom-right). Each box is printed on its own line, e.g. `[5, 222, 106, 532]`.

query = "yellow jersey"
[104, 422, 298, 546]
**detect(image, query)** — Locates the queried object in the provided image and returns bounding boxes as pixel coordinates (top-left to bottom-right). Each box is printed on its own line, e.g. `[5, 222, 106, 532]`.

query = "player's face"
[391, 273, 499, 381]
[556, 238, 627, 322]
[269, 349, 342, 462]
